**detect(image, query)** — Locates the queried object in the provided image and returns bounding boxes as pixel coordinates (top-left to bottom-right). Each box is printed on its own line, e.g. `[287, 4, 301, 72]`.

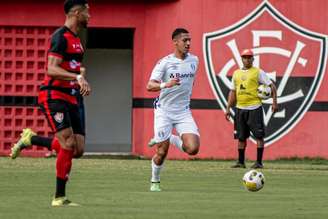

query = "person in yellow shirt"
[225, 49, 278, 168]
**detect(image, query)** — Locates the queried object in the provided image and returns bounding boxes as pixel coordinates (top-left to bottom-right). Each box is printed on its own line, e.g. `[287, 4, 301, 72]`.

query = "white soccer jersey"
[150, 53, 199, 111]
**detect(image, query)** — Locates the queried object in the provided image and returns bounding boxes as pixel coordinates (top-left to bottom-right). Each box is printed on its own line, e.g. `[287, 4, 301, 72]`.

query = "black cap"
[64, 0, 88, 14]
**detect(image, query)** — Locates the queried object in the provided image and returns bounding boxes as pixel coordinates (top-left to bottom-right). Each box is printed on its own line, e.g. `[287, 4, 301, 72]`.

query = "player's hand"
[225, 109, 232, 121]
[77, 76, 91, 96]
[165, 78, 180, 88]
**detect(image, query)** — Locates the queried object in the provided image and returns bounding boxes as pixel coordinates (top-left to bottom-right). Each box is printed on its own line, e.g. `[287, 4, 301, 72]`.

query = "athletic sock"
[151, 158, 163, 183]
[56, 147, 74, 198]
[238, 148, 245, 164]
[55, 177, 67, 198]
[257, 147, 264, 164]
[31, 136, 52, 150]
[169, 135, 184, 152]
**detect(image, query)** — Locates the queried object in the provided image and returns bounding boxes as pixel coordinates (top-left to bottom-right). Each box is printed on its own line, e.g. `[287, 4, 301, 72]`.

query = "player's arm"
[269, 83, 278, 113]
[225, 73, 236, 121]
[47, 57, 91, 96]
[47, 32, 78, 81]
[146, 58, 180, 92]
[47, 55, 80, 80]
[225, 90, 236, 121]
[146, 78, 180, 92]
[259, 70, 278, 112]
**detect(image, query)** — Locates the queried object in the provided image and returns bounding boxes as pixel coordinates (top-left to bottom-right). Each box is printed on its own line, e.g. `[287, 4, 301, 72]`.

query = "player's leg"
[248, 107, 265, 169]
[180, 133, 199, 155]
[251, 138, 264, 169]
[51, 127, 80, 207]
[28, 101, 65, 154]
[150, 107, 172, 192]
[68, 102, 85, 158]
[231, 140, 247, 168]
[174, 110, 200, 155]
[37, 100, 79, 206]
[74, 135, 85, 158]
[10, 102, 63, 159]
[232, 109, 248, 168]
[150, 140, 170, 192]
[53, 128, 75, 192]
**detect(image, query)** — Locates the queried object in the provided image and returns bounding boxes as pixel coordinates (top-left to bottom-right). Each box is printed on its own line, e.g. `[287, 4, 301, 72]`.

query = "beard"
[81, 21, 88, 28]
[79, 19, 88, 29]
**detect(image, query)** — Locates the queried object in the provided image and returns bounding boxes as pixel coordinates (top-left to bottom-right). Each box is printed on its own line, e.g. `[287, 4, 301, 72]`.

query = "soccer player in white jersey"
[146, 28, 200, 192]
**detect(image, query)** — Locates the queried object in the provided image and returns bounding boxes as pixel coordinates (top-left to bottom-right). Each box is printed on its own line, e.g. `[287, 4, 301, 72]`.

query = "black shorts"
[234, 107, 265, 141]
[39, 99, 85, 136]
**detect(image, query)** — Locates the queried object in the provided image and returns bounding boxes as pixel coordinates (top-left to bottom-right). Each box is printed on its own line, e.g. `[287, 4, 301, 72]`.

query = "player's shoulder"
[51, 26, 67, 41]
[252, 66, 262, 72]
[232, 68, 241, 74]
[52, 26, 66, 37]
[156, 54, 174, 65]
[187, 53, 199, 62]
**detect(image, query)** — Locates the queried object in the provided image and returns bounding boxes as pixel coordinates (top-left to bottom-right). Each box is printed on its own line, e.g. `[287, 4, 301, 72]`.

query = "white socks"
[151, 135, 183, 183]
[169, 134, 184, 152]
[151, 159, 163, 183]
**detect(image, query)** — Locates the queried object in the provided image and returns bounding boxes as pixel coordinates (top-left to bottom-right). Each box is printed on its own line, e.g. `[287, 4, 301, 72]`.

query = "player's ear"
[172, 39, 177, 46]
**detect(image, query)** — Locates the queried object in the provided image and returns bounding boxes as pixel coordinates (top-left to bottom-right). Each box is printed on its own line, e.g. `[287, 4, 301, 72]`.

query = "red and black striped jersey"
[39, 26, 84, 105]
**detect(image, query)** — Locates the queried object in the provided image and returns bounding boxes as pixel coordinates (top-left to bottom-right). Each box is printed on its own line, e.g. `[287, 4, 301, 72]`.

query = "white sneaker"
[150, 182, 161, 192]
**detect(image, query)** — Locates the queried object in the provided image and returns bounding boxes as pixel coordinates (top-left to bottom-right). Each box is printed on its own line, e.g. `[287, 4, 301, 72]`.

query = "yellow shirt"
[232, 67, 261, 108]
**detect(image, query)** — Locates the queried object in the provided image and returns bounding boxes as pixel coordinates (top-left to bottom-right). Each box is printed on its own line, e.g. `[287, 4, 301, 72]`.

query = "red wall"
[1, 0, 327, 159]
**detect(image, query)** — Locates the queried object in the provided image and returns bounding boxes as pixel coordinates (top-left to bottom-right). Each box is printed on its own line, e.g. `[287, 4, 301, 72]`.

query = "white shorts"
[153, 107, 200, 143]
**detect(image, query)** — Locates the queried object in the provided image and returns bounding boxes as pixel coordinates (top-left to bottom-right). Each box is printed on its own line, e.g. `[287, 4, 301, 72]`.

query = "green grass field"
[1, 157, 328, 219]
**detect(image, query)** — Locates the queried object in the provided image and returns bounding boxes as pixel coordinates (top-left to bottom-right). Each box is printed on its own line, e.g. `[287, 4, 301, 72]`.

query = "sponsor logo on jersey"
[191, 63, 196, 71]
[69, 59, 80, 69]
[72, 42, 83, 52]
[169, 73, 194, 79]
[203, 1, 328, 146]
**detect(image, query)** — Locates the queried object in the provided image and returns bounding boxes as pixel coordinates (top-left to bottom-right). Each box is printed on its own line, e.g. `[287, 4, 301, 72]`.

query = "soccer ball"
[242, 170, 265, 192]
[257, 84, 271, 100]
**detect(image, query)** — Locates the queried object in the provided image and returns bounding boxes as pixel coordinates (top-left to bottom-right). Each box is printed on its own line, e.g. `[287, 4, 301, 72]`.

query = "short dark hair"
[64, 0, 88, 14]
[172, 28, 189, 39]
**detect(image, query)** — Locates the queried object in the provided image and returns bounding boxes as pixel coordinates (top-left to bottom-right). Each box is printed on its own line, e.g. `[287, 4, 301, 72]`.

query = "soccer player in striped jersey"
[10, 0, 91, 206]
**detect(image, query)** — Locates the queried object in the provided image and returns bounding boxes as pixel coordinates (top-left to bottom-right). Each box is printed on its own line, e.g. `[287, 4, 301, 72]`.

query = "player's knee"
[185, 145, 199, 155]
[238, 140, 247, 149]
[62, 134, 77, 149]
[73, 148, 84, 158]
[183, 141, 199, 155]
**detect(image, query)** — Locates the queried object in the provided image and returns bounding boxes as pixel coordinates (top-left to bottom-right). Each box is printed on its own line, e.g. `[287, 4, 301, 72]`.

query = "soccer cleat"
[150, 182, 161, 192]
[250, 162, 264, 169]
[51, 197, 80, 207]
[10, 128, 36, 159]
[231, 162, 246, 168]
[147, 138, 157, 148]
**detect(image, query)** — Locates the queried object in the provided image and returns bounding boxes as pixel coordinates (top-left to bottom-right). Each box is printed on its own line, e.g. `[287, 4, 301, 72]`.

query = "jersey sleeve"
[150, 58, 166, 81]
[258, 70, 272, 86]
[48, 32, 67, 58]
